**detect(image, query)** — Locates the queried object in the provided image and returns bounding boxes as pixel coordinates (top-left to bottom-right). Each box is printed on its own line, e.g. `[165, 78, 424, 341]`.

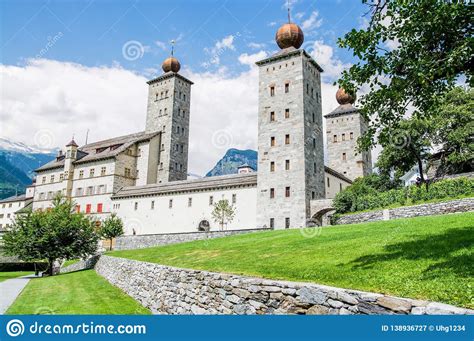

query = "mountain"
[0, 137, 57, 199]
[206, 149, 257, 177]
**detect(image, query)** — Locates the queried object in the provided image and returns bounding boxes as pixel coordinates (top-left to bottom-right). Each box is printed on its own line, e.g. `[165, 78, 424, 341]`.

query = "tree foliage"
[99, 213, 124, 251]
[211, 199, 236, 231]
[2, 195, 99, 275]
[338, 0, 473, 150]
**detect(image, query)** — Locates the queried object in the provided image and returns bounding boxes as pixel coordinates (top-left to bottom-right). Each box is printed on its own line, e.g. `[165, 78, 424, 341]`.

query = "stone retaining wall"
[115, 228, 271, 250]
[95, 255, 473, 315]
[336, 198, 474, 225]
[60, 255, 100, 274]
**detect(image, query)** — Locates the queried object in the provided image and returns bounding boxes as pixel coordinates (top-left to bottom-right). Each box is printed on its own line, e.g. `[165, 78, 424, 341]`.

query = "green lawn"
[109, 212, 474, 309]
[7, 270, 151, 315]
[0, 272, 32, 282]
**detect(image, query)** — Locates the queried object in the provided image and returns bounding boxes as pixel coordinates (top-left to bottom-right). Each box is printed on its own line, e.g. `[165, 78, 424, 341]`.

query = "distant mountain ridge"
[0, 137, 56, 199]
[206, 149, 257, 177]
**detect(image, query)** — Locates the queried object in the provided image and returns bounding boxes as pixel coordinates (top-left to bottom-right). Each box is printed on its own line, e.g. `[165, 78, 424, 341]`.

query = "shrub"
[334, 177, 474, 214]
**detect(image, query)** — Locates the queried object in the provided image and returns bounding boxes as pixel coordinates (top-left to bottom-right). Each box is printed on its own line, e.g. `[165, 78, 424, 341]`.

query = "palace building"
[2, 15, 372, 234]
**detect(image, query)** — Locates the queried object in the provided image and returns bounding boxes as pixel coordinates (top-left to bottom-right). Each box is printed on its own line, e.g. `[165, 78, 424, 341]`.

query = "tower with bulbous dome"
[145, 42, 193, 183]
[325, 88, 372, 181]
[255, 7, 325, 230]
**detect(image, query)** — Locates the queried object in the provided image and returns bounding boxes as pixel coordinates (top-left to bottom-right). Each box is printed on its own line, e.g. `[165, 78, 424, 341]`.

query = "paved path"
[0, 274, 38, 314]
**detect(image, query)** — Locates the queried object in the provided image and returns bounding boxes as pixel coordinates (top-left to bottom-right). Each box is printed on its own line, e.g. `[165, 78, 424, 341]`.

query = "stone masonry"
[335, 197, 474, 225]
[95, 255, 473, 315]
[255, 48, 325, 230]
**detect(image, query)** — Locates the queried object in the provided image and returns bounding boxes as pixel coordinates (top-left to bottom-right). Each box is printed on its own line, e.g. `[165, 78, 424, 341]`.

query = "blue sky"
[2, 0, 366, 75]
[1, 0, 370, 175]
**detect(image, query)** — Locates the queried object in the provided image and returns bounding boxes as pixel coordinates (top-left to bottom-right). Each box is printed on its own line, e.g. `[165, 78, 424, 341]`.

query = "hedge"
[0, 262, 48, 272]
[334, 177, 474, 214]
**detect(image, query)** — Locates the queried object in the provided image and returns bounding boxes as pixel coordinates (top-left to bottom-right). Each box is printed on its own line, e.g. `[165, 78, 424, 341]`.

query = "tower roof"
[162, 40, 181, 73]
[275, 4, 304, 49]
[66, 139, 78, 147]
[336, 87, 356, 105]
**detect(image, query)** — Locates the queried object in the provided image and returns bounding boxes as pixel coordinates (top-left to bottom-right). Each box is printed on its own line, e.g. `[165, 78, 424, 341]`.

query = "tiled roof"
[324, 104, 359, 118]
[324, 166, 353, 184]
[35, 131, 160, 172]
[113, 173, 258, 199]
[255, 47, 324, 72]
[0, 194, 26, 204]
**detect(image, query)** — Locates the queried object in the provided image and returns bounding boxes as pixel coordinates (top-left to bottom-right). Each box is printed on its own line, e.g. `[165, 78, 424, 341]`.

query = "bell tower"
[145, 42, 193, 183]
[255, 13, 325, 230]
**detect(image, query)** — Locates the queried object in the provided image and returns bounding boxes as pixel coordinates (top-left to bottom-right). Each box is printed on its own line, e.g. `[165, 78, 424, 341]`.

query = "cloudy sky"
[1, 0, 369, 176]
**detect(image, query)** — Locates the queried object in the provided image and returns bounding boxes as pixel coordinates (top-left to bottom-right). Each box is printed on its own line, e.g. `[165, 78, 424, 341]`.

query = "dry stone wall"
[114, 228, 270, 250]
[95, 255, 473, 315]
[60, 255, 100, 274]
[335, 198, 474, 225]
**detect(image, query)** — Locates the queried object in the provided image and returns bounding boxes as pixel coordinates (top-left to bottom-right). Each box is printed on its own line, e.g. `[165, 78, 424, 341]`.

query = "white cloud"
[155, 40, 167, 51]
[248, 42, 266, 50]
[294, 12, 305, 20]
[0, 54, 350, 177]
[306, 40, 351, 81]
[267, 21, 277, 27]
[301, 11, 322, 31]
[203, 35, 236, 67]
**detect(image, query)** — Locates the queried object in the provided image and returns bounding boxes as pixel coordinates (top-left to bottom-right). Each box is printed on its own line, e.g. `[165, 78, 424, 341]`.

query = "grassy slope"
[0, 272, 32, 282]
[110, 213, 474, 309]
[7, 270, 150, 315]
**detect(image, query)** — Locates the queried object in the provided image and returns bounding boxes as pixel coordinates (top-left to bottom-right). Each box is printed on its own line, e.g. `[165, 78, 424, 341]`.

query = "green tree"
[376, 118, 433, 185]
[211, 199, 235, 231]
[100, 213, 124, 251]
[2, 195, 99, 276]
[430, 87, 474, 175]
[338, 0, 473, 150]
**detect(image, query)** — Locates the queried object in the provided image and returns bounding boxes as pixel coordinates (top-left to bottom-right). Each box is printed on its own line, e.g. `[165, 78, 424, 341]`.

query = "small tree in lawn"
[211, 199, 235, 231]
[100, 213, 124, 251]
[2, 194, 99, 276]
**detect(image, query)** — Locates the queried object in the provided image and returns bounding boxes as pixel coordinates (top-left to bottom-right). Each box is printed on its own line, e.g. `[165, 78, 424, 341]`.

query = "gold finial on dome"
[275, 1, 304, 49]
[162, 40, 181, 73]
[336, 87, 356, 105]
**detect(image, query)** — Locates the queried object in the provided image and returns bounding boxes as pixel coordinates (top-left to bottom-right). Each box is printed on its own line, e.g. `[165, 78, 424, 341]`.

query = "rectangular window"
[97, 203, 103, 213]
[314, 162, 317, 174]
[327, 177, 330, 187]
[89, 168, 95, 177]
[209, 196, 213, 206]
[50, 175, 54, 183]
[79, 170, 84, 179]
[312, 191, 316, 200]
[124, 168, 131, 178]
[285, 134, 290, 145]
[169, 199, 173, 208]
[232, 194, 237, 204]
[333, 135, 337, 142]
[76, 188, 83, 196]
[134, 202, 138, 210]
[342, 153, 347, 161]
[312, 113, 315, 122]
[59, 173, 64, 181]
[285, 83, 289, 93]
[86, 204, 91, 214]
[285, 160, 290, 170]
[75, 205, 80, 213]
[285, 108, 290, 119]
[270, 136, 276, 147]
[285, 186, 290, 197]
[101, 167, 106, 176]
[270, 111, 275, 122]
[340, 183, 343, 192]
[42, 176, 46, 184]
[270, 218, 274, 229]
[350, 132, 354, 140]
[285, 217, 290, 229]
[313, 138, 316, 148]
[270, 188, 275, 199]
[86, 186, 93, 195]
[270, 86, 275, 97]
[188, 197, 192, 207]
[151, 201, 155, 209]
[342, 133, 346, 141]
[270, 161, 275, 172]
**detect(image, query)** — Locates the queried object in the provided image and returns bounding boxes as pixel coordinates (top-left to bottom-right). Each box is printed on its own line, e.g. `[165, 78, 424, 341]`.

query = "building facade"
[25, 16, 367, 235]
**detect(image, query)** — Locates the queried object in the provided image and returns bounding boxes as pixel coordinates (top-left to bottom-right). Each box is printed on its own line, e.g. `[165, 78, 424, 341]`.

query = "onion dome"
[275, 23, 304, 49]
[162, 56, 180, 73]
[336, 87, 356, 105]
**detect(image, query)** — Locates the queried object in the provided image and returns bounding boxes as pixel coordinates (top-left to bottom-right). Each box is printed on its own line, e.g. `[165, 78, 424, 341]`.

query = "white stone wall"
[112, 185, 257, 235]
[325, 172, 351, 199]
[0, 199, 25, 229]
[33, 168, 66, 210]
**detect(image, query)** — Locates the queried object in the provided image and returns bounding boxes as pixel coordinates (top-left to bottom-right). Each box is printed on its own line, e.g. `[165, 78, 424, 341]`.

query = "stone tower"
[325, 88, 372, 181]
[64, 138, 78, 198]
[145, 48, 193, 183]
[255, 18, 325, 230]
